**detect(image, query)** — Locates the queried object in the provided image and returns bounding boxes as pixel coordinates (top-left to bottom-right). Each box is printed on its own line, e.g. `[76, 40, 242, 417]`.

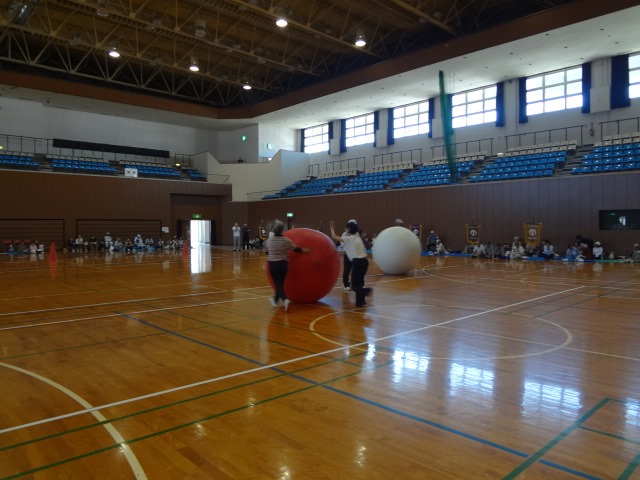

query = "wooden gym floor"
[0, 246, 639, 479]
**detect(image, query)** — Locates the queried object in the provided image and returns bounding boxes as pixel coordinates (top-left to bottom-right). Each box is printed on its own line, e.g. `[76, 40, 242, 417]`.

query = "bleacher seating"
[123, 164, 180, 179]
[571, 140, 640, 175]
[286, 176, 349, 197]
[468, 150, 566, 183]
[187, 169, 206, 181]
[392, 161, 473, 189]
[50, 157, 116, 175]
[334, 169, 403, 193]
[0, 153, 39, 171]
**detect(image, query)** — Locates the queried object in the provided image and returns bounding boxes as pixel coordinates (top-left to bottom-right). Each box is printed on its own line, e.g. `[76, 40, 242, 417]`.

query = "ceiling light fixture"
[96, 0, 109, 17]
[108, 47, 120, 58]
[354, 31, 366, 47]
[275, 17, 288, 28]
[189, 57, 199, 72]
[195, 19, 206, 38]
[243, 82, 252, 90]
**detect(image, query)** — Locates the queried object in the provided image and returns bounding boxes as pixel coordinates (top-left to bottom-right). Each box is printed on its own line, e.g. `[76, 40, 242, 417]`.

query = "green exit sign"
[192, 213, 202, 219]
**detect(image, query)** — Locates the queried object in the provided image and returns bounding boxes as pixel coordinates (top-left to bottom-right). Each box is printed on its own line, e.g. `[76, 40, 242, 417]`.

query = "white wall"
[0, 96, 218, 155]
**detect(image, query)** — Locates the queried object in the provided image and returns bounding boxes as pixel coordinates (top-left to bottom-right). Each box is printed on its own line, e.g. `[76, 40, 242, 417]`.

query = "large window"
[393, 101, 430, 139]
[303, 124, 329, 154]
[525, 66, 582, 116]
[345, 113, 375, 147]
[630, 53, 640, 99]
[451, 86, 497, 129]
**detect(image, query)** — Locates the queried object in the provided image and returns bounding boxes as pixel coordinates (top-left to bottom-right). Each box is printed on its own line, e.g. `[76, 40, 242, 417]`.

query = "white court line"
[0, 362, 147, 479]
[0, 284, 584, 435]
[0, 293, 270, 332]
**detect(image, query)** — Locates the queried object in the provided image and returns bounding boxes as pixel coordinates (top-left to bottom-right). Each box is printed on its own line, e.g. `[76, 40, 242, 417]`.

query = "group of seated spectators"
[460, 234, 640, 262]
[66, 232, 185, 253]
[5, 240, 45, 254]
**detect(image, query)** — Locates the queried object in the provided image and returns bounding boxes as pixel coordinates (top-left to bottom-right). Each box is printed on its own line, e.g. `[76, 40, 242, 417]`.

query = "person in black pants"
[329, 219, 372, 307]
[264, 220, 310, 311]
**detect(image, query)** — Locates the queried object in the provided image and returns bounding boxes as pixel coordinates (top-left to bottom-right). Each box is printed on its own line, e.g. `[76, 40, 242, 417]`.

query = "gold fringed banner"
[258, 225, 267, 241]
[523, 223, 542, 248]
[411, 224, 422, 240]
[465, 224, 480, 245]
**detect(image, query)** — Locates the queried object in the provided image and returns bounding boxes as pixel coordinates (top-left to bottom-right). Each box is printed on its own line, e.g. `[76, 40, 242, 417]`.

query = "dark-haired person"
[264, 219, 310, 312]
[329, 219, 372, 308]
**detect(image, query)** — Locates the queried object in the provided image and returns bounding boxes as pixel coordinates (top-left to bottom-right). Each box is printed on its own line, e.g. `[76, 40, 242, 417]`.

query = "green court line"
[618, 451, 640, 479]
[503, 397, 610, 479]
[1, 358, 394, 479]
[578, 425, 640, 446]
[0, 350, 371, 453]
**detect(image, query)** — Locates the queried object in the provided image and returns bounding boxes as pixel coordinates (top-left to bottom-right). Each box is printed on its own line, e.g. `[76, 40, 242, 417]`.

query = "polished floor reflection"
[0, 247, 639, 479]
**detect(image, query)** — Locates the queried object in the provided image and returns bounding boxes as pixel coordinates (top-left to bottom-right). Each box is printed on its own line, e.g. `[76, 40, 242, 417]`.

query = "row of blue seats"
[393, 178, 451, 189]
[335, 184, 386, 193]
[187, 169, 206, 181]
[0, 155, 38, 170]
[124, 164, 180, 179]
[584, 151, 640, 160]
[507, 151, 566, 161]
[593, 143, 640, 152]
[571, 163, 640, 174]
[483, 163, 556, 174]
[287, 189, 329, 197]
[51, 158, 116, 175]
[582, 156, 639, 166]
[469, 170, 554, 182]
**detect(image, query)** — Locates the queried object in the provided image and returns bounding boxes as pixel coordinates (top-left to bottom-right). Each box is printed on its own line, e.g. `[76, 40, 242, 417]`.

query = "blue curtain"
[495, 82, 505, 127]
[300, 129, 305, 152]
[581, 62, 591, 113]
[611, 54, 631, 109]
[373, 111, 379, 148]
[340, 119, 347, 153]
[428, 98, 435, 138]
[387, 108, 395, 146]
[518, 77, 528, 124]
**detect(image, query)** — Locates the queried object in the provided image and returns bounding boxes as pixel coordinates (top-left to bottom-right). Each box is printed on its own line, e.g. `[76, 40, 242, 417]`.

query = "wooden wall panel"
[0, 170, 231, 249]
[76, 219, 161, 245]
[248, 172, 640, 254]
[0, 219, 64, 251]
[1, 169, 637, 254]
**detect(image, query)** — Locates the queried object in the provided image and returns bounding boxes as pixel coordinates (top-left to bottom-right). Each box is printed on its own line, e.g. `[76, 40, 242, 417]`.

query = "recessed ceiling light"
[276, 17, 288, 28]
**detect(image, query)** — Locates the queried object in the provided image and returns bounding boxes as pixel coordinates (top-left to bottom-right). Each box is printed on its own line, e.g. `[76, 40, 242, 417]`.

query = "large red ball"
[266, 228, 340, 303]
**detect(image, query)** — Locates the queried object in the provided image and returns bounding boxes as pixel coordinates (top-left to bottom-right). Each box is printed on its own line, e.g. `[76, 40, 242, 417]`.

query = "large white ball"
[372, 226, 422, 274]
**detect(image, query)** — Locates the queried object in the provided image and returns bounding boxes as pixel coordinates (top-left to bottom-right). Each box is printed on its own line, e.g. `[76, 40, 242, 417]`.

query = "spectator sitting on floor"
[540, 239, 555, 261]
[565, 243, 579, 262]
[592, 241, 604, 260]
[434, 239, 447, 255]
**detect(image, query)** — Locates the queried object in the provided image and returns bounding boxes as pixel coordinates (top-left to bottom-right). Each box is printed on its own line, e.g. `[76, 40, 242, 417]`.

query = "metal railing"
[504, 125, 583, 151]
[599, 116, 640, 139]
[431, 138, 494, 158]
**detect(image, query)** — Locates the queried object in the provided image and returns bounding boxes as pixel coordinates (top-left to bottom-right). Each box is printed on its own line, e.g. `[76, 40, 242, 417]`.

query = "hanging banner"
[523, 223, 542, 248]
[410, 224, 422, 240]
[258, 224, 267, 241]
[465, 224, 480, 245]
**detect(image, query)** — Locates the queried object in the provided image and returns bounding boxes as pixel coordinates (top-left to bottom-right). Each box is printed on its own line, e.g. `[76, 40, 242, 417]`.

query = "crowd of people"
[65, 232, 185, 253]
[458, 234, 640, 263]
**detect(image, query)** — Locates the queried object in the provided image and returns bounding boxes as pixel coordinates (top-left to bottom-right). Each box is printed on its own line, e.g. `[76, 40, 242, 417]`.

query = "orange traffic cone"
[48, 243, 58, 262]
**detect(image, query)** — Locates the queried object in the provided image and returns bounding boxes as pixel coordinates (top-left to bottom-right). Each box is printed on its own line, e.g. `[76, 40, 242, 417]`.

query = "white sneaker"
[270, 298, 277, 307]
[343, 286, 351, 292]
[284, 299, 291, 312]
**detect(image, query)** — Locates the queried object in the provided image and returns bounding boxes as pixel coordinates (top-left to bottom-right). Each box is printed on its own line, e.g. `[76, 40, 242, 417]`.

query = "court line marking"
[0, 361, 148, 479]
[0, 284, 584, 435]
[309, 303, 574, 362]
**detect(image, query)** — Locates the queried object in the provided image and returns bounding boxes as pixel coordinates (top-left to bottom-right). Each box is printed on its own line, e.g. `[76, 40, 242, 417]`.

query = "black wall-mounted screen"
[52, 138, 170, 158]
[599, 209, 640, 230]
